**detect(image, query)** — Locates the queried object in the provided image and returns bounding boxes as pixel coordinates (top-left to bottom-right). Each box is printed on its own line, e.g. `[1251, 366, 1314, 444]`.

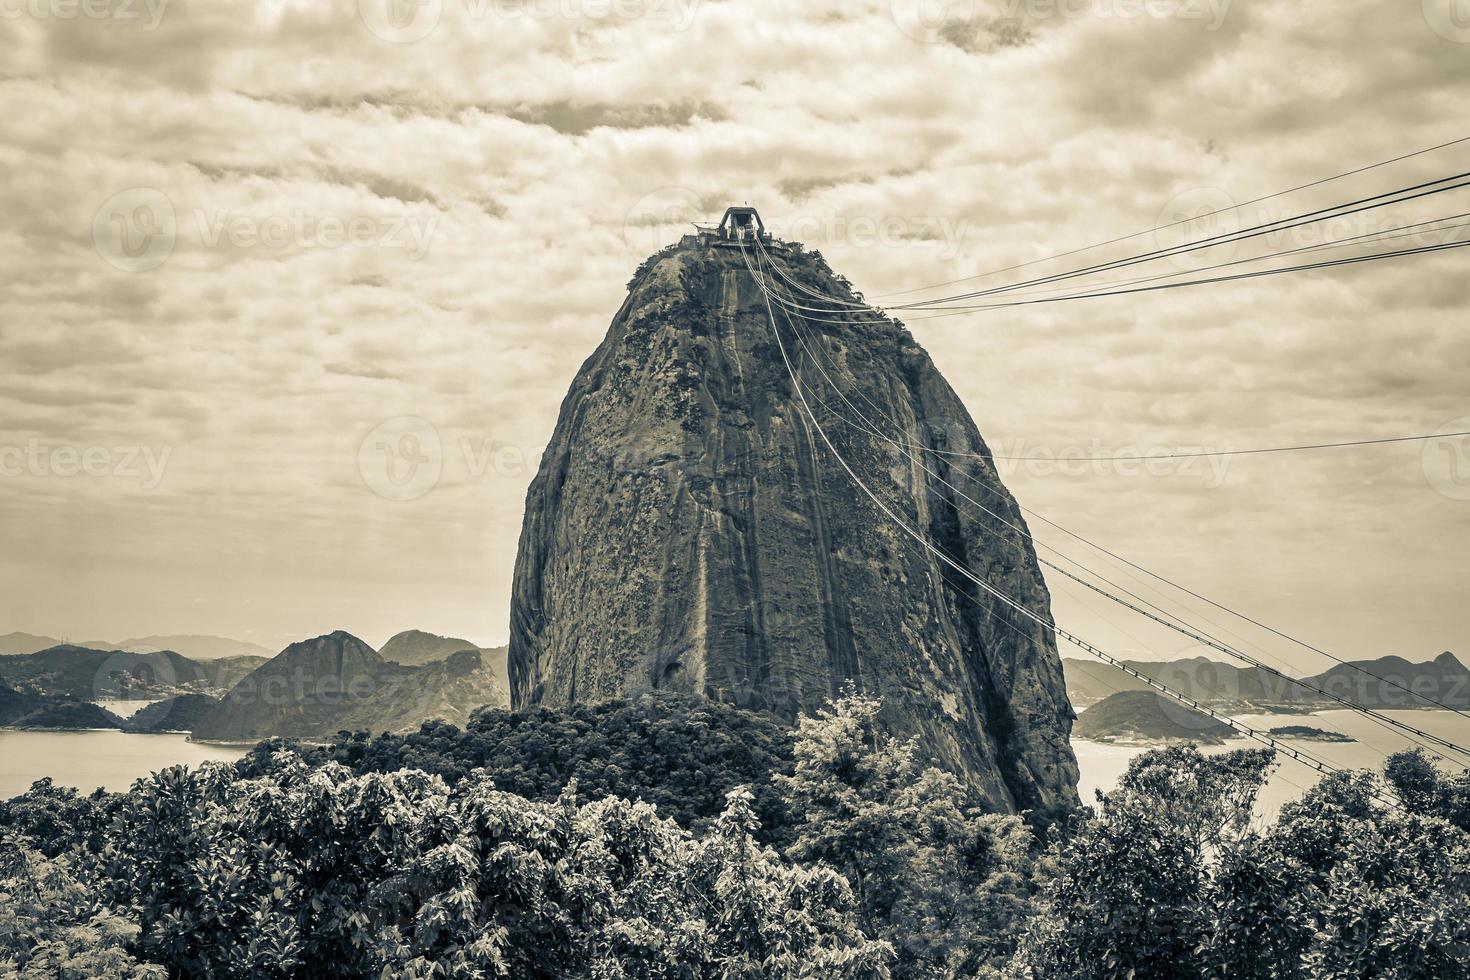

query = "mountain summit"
[192, 630, 508, 740]
[509, 235, 1079, 812]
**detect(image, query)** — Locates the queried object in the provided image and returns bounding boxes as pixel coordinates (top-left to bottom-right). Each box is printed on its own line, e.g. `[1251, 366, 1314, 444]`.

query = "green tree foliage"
[0, 778, 119, 857]
[8, 692, 1470, 978]
[1239, 772, 1470, 979]
[239, 692, 796, 842]
[775, 690, 1042, 977]
[1011, 746, 1470, 980]
[0, 834, 163, 978]
[1113, 744, 1275, 865]
[374, 781, 891, 978]
[91, 755, 888, 979]
[1009, 775, 1212, 979]
[1384, 747, 1470, 830]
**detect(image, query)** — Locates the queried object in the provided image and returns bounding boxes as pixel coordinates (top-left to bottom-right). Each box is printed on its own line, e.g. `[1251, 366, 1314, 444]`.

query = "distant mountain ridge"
[99, 634, 276, 661]
[0, 631, 273, 661]
[379, 629, 471, 665]
[0, 632, 67, 655]
[1064, 656, 1312, 707]
[1307, 652, 1470, 708]
[1064, 651, 1468, 710]
[0, 645, 262, 701]
[192, 630, 510, 741]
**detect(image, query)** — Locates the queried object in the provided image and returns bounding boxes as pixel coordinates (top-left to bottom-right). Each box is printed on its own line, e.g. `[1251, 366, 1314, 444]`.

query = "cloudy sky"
[0, 0, 1466, 675]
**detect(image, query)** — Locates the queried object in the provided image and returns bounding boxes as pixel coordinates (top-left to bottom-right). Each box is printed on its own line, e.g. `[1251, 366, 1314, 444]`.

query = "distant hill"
[1063, 659, 1153, 706]
[206, 655, 271, 690]
[0, 631, 273, 661]
[380, 629, 507, 667]
[1064, 656, 1318, 708]
[379, 629, 476, 665]
[1064, 652, 1467, 711]
[0, 632, 68, 655]
[192, 630, 510, 741]
[1301, 652, 1470, 709]
[0, 679, 123, 730]
[1073, 690, 1236, 744]
[99, 634, 276, 661]
[379, 629, 509, 689]
[123, 694, 222, 733]
[0, 646, 244, 700]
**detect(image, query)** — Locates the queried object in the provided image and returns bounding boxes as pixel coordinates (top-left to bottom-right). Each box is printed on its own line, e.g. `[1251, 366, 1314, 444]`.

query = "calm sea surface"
[1073, 708, 1470, 816]
[4, 706, 1468, 806]
[1, 699, 249, 798]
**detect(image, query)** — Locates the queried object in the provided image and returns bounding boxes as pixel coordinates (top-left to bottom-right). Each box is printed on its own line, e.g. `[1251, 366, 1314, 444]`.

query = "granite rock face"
[509, 242, 1080, 812]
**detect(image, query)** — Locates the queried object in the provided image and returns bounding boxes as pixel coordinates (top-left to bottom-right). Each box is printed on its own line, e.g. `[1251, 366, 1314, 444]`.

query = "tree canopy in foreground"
[2, 692, 1467, 979]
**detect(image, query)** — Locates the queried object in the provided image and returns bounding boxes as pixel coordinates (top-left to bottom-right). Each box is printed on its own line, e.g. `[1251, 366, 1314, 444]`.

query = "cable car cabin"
[686, 206, 785, 251]
[713, 206, 773, 247]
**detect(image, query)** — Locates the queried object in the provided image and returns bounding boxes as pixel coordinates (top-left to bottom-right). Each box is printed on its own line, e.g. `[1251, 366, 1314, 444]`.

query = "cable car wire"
[753, 241, 1470, 721]
[744, 245, 1406, 809]
[874, 134, 1470, 300]
[751, 254, 1470, 763]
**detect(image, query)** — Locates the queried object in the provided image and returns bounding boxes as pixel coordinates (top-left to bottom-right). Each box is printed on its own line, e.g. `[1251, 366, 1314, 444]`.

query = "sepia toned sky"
[0, 0, 1466, 672]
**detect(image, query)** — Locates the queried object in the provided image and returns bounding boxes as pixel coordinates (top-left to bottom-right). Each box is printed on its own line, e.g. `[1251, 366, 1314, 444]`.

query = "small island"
[1073, 690, 1237, 745]
[1267, 724, 1356, 743]
[0, 679, 124, 730]
[122, 694, 222, 734]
